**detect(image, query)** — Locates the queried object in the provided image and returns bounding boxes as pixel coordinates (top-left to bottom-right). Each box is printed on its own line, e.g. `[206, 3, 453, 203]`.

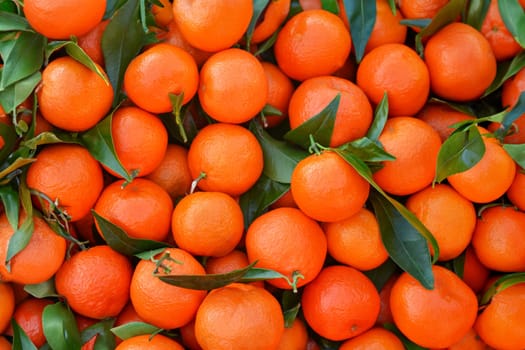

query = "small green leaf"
[503, 143, 525, 169]
[464, 0, 490, 30]
[0, 184, 18, 230]
[480, 272, 525, 305]
[239, 174, 290, 229]
[321, 0, 340, 14]
[0, 11, 30, 31]
[343, 0, 376, 62]
[135, 247, 166, 261]
[495, 91, 525, 140]
[366, 92, 389, 141]
[0, 122, 17, 165]
[245, 0, 271, 50]
[283, 302, 301, 328]
[284, 94, 340, 149]
[0, 70, 41, 116]
[24, 278, 58, 298]
[42, 302, 83, 350]
[0, 157, 36, 184]
[281, 289, 301, 328]
[11, 319, 38, 350]
[65, 41, 110, 84]
[5, 211, 33, 263]
[80, 319, 116, 349]
[399, 18, 432, 29]
[110, 322, 161, 341]
[499, 0, 525, 48]
[434, 124, 486, 183]
[337, 137, 395, 164]
[249, 121, 308, 183]
[253, 30, 279, 57]
[484, 51, 525, 97]
[92, 210, 170, 256]
[451, 250, 466, 279]
[363, 258, 398, 291]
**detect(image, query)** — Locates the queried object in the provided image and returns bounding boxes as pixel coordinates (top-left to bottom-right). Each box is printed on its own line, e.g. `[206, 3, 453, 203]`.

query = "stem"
[152, 251, 183, 275]
[189, 172, 206, 194]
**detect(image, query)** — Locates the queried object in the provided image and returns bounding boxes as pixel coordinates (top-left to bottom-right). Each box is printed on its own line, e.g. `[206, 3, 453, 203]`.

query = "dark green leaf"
[0, 11, 30, 31]
[495, 91, 525, 140]
[343, 0, 376, 62]
[363, 258, 398, 291]
[239, 174, 289, 228]
[399, 18, 432, 29]
[42, 302, 82, 350]
[480, 272, 525, 305]
[245, 0, 270, 50]
[92, 210, 170, 256]
[337, 137, 395, 164]
[104, 0, 127, 19]
[283, 302, 301, 328]
[241, 267, 292, 282]
[5, 210, 33, 264]
[249, 121, 308, 183]
[11, 319, 38, 350]
[0, 157, 36, 184]
[80, 319, 116, 350]
[65, 42, 110, 84]
[383, 323, 427, 350]
[24, 278, 58, 298]
[254, 30, 279, 57]
[366, 92, 389, 141]
[499, 0, 525, 48]
[321, 0, 340, 14]
[0, 122, 17, 168]
[464, 0, 490, 30]
[110, 322, 161, 341]
[0, 71, 41, 115]
[451, 250, 466, 278]
[0, 184, 18, 229]
[369, 191, 435, 290]
[503, 143, 525, 169]
[434, 124, 486, 183]
[283, 94, 340, 149]
[20, 131, 78, 151]
[484, 51, 525, 97]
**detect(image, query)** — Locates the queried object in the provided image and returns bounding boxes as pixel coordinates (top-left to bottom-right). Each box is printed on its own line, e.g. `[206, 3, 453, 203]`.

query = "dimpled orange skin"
[339, 327, 405, 350]
[115, 334, 184, 350]
[0, 282, 15, 333]
[252, 0, 291, 44]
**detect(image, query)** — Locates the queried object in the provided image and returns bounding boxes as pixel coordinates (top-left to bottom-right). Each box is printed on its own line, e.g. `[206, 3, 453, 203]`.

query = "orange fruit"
[77, 19, 109, 67]
[123, 43, 199, 114]
[252, 0, 291, 44]
[115, 334, 184, 350]
[376, 274, 398, 326]
[288, 76, 373, 147]
[0, 282, 14, 333]
[37, 56, 113, 132]
[441, 327, 493, 350]
[322, 207, 389, 271]
[277, 317, 309, 350]
[398, 0, 449, 21]
[390, 265, 478, 348]
[194, 283, 285, 350]
[198, 48, 268, 124]
[365, 0, 407, 53]
[447, 139, 516, 203]
[245, 207, 327, 290]
[151, 0, 173, 27]
[113, 303, 144, 345]
[475, 282, 525, 349]
[145, 144, 192, 200]
[507, 170, 525, 211]
[495, 66, 525, 144]
[372, 116, 442, 196]
[357, 43, 430, 116]
[7, 297, 53, 347]
[179, 319, 202, 350]
[481, 0, 523, 61]
[274, 9, 351, 81]
[0, 336, 10, 350]
[106, 106, 168, 178]
[417, 102, 476, 141]
[339, 327, 405, 350]
[302, 265, 381, 341]
[269, 189, 298, 209]
[204, 249, 264, 289]
[290, 151, 370, 223]
[171, 0, 253, 52]
[26, 143, 104, 222]
[471, 205, 525, 272]
[187, 123, 263, 196]
[130, 247, 207, 329]
[94, 178, 173, 242]
[405, 184, 476, 261]
[0, 213, 67, 285]
[461, 246, 491, 294]
[261, 61, 294, 128]
[23, 0, 106, 39]
[55, 245, 133, 319]
[172, 191, 244, 258]
[424, 22, 497, 102]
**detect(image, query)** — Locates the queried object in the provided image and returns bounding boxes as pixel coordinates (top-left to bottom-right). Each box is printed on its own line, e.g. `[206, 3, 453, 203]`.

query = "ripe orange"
[357, 43, 430, 116]
[339, 327, 405, 349]
[416, 102, 476, 141]
[245, 207, 327, 290]
[151, 0, 173, 27]
[77, 19, 109, 67]
[0, 213, 67, 285]
[507, 170, 525, 211]
[171, 0, 253, 52]
[475, 282, 525, 349]
[461, 246, 491, 294]
[481, 0, 523, 61]
[269, 189, 298, 209]
[37, 56, 113, 132]
[145, 144, 192, 200]
[130, 247, 207, 329]
[252, 0, 291, 44]
[7, 297, 53, 347]
[55, 245, 133, 319]
[106, 106, 168, 178]
[424, 22, 497, 102]
[390, 265, 478, 348]
[187, 123, 263, 196]
[291, 151, 370, 223]
[23, 0, 106, 39]
[471, 205, 525, 272]
[288, 76, 373, 147]
[172, 191, 244, 257]
[405, 184, 476, 261]
[0, 282, 14, 333]
[447, 139, 516, 203]
[322, 207, 389, 271]
[365, 0, 407, 53]
[198, 48, 268, 124]
[261, 61, 294, 128]
[194, 283, 285, 350]
[376, 274, 398, 326]
[274, 9, 351, 81]
[440, 327, 492, 350]
[398, 0, 449, 21]
[115, 334, 184, 350]
[0, 336, 10, 350]
[94, 178, 173, 242]
[179, 319, 202, 350]
[123, 43, 199, 114]
[277, 317, 309, 350]
[372, 116, 442, 196]
[302, 265, 380, 341]
[496, 66, 525, 144]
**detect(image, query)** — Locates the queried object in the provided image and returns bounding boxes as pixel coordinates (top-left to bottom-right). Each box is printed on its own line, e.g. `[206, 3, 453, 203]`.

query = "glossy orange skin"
[507, 171, 525, 211]
[7, 298, 54, 347]
[277, 318, 309, 350]
[115, 334, 184, 350]
[77, 19, 109, 67]
[417, 102, 476, 142]
[398, 0, 449, 20]
[252, 0, 291, 44]
[0, 282, 15, 333]
[261, 61, 295, 128]
[0, 336, 11, 350]
[496, 66, 525, 144]
[461, 246, 491, 294]
[339, 327, 405, 350]
[365, 0, 407, 53]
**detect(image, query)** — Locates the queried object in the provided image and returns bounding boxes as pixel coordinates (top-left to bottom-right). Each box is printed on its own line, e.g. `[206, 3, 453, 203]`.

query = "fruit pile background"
[0, 0, 525, 349]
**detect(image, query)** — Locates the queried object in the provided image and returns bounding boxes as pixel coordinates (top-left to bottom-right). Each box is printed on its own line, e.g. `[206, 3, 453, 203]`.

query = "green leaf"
[464, 0, 490, 30]
[65, 41, 110, 84]
[499, 0, 525, 48]
[0, 71, 41, 115]
[399, 18, 432, 29]
[366, 92, 389, 141]
[0, 157, 36, 184]
[102, 0, 145, 104]
[92, 210, 170, 256]
[11, 319, 38, 350]
[281, 290, 301, 328]
[5, 211, 33, 263]
[245, 0, 270, 50]
[134, 247, 166, 260]
[337, 137, 395, 164]
[434, 124, 486, 183]
[484, 51, 525, 97]
[42, 302, 83, 350]
[480, 272, 525, 305]
[0, 121, 17, 168]
[283, 94, 340, 149]
[80, 319, 116, 350]
[110, 322, 161, 341]
[238, 174, 289, 229]
[503, 143, 525, 169]
[363, 258, 398, 291]
[79, 113, 132, 181]
[249, 121, 308, 183]
[343, 0, 376, 63]
[283, 302, 301, 328]
[495, 91, 525, 140]
[0, 184, 18, 229]
[24, 278, 58, 298]
[0, 31, 45, 90]
[321, 0, 340, 14]
[451, 250, 466, 278]
[0, 11, 30, 31]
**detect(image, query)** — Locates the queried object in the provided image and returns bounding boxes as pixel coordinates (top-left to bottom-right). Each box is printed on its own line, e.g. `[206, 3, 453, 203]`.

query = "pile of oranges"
[0, 0, 525, 349]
